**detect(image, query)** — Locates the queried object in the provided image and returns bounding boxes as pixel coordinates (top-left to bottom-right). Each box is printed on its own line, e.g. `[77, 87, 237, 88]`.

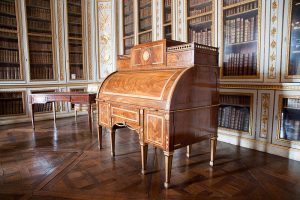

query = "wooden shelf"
[139, 1, 151, 9]
[223, 0, 257, 10]
[225, 40, 258, 46]
[225, 8, 258, 19]
[189, 1, 212, 10]
[26, 4, 50, 10]
[220, 103, 250, 108]
[0, 12, 16, 18]
[188, 11, 212, 20]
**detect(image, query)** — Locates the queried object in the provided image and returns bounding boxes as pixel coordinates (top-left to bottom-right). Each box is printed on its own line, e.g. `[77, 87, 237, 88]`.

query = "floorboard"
[0, 115, 299, 200]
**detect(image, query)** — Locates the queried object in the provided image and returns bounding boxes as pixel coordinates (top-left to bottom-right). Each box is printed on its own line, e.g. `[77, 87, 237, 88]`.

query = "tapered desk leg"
[110, 129, 116, 156]
[186, 145, 192, 158]
[163, 151, 173, 189]
[140, 142, 148, 175]
[31, 103, 35, 130]
[98, 125, 102, 149]
[52, 102, 56, 127]
[88, 104, 92, 132]
[210, 137, 217, 166]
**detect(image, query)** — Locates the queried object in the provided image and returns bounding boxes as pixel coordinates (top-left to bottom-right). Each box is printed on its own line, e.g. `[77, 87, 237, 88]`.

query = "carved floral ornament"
[97, 1, 113, 66]
[268, 0, 279, 79]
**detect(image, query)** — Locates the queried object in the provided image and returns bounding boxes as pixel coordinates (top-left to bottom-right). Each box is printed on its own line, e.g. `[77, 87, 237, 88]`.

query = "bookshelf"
[163, 0, 172, 40]
[218, 94, 252, 134]
[187, 0, 214, 46]
[26, 0, 55, 81]
[278, 96, 300, 142]
[0, 0, 22, 81]
[67, 0, 85, 80]
[221, 0, 260, 78]
[138, 0, 152, 44]
[123, 0, 134, 55]
[286, 0, 300, 78]
[0, 91, 25, 116]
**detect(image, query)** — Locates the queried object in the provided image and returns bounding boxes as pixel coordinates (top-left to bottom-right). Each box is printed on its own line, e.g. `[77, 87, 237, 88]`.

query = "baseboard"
[218, 132, 300, 162]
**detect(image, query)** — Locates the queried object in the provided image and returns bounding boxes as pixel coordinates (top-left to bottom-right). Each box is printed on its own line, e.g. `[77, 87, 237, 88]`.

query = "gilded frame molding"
[284, 0, 300, 79]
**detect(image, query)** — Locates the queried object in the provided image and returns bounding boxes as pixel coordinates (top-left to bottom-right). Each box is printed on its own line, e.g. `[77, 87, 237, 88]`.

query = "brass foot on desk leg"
[186, 145, 192, 158]
[164, 182, 170, 189]
[210, 137, 217, 167]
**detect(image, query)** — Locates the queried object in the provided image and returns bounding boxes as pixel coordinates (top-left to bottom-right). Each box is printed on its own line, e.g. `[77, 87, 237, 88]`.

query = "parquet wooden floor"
[0, 115, 300, 200]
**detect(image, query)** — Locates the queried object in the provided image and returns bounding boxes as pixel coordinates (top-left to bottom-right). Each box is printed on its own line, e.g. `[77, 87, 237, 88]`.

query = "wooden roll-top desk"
[96, 40, 219, 188]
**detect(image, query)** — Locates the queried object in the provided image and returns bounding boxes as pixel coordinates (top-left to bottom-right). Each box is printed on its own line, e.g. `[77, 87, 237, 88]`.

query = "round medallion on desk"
[142, 49, 151, 62]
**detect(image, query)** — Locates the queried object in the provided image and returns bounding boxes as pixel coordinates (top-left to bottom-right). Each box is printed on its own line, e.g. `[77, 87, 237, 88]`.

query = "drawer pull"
[115, 121, 141, 131]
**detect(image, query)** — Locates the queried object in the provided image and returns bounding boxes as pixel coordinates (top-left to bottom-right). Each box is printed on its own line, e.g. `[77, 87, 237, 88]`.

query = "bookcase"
[163, 0, 172, 40]
[25, 0, 56, 81]
[187, 0, 214, 46]
[67, 0, 85, 80]
[123, 0, 134, 55]
[138, 0, 152, 44]
[0, 0, 22, 81]
[218, 89, 257, 139]
[220, 0, 260, 79]
[282, 0, 300, 81]
[0, 91, 25, 116]
[272, 91, 300, 150]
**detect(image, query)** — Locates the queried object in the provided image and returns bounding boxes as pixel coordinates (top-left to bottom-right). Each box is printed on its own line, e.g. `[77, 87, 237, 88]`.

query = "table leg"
[164, 151, 174, 189]
[88, 104, 92, 132]
[140, 142, 148, 175]
[98, 125, 102, 149]
[110, 128, 116, 157]
[31, 103, 35, 130]
[52, 102, 56, 127]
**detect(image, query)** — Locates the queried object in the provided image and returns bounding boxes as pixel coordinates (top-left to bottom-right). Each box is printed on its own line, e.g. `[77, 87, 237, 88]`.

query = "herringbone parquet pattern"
[0, 115, 300, 200]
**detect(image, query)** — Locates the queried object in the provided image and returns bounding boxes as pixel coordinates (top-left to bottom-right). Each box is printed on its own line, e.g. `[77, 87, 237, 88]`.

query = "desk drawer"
[111, 106, 140, 128]
[71, 95, 88, 103]
[47, 96, 70, 102]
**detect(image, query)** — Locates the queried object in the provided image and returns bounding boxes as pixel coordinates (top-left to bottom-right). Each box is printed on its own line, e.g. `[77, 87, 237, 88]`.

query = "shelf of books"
[67, 0, 84, 80]
[123, 0, 134, 55]
[163, 0, 172, 40]
[0, 0, 22, 81]
[221, 0, 260, 79]
[271, 91, 300, 149]
[30, 89, 57, 113]
[138, 0, 152, 44]
[218, 94, 252, 134]
[0, 91, 25, 116]
[26, 0, 55, 81]
[286, 0, 300, 78]
[187, 0, 214, 46]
